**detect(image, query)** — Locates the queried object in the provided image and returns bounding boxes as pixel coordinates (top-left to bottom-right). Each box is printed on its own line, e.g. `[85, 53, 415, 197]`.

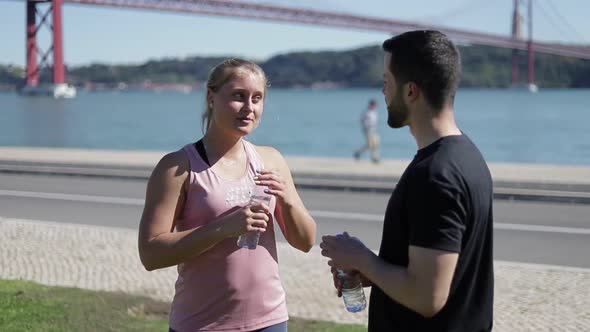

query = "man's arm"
[372, 173, 464, 317]
[321, 233, 457, 318]
[321, 174, 464, 317]
[359, 245, 458, 318]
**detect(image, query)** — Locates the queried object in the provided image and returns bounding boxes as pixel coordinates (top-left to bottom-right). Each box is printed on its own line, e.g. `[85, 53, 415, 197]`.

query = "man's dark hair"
[382, 30, 461, 110]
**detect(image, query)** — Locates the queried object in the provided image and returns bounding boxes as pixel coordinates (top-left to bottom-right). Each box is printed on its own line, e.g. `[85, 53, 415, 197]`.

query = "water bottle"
[337, 268, 367, 313]
[237, 194, 271, 250]
[237, 229, 260, 250]
[335, 234, 367, 313]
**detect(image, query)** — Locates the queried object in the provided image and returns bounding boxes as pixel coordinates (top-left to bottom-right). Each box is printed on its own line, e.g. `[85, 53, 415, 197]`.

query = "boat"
[20, 83, 77, 99]
[510, 83, 539, 93]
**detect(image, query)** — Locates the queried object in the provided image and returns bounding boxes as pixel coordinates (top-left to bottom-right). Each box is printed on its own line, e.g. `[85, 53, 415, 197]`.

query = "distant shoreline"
[2, 44, 590, 89]
[2, 86, 590, 94]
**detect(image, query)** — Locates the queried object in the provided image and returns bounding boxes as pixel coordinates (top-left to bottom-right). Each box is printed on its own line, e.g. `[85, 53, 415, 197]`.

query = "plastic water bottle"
[337, 268, 367, 313]
[335, 234, 367, 313]
[237, 194, 271, 250]
[237, 229, 260, 250]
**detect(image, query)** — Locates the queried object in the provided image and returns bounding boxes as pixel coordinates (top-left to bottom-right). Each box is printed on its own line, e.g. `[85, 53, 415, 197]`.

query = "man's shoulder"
[424, 135, 485, 165]
[410, 150, 477, 185]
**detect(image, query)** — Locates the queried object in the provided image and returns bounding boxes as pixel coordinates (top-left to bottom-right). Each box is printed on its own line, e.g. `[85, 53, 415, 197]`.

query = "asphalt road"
[1, 173, 589, 268]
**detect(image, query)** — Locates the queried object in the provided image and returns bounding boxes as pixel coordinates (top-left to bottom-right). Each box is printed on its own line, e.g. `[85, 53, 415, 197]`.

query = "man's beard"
[387, 92, 409, 128]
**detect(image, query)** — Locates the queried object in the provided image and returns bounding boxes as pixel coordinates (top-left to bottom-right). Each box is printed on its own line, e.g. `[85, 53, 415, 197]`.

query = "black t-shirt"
[369, 135, 494, 332]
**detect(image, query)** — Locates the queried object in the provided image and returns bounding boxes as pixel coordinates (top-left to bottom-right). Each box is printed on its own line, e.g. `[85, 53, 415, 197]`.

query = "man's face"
[383, 53, 410, 129]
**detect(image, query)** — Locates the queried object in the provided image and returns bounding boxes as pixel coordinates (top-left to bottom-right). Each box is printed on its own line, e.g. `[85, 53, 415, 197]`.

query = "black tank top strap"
[194, 139, 210, 166]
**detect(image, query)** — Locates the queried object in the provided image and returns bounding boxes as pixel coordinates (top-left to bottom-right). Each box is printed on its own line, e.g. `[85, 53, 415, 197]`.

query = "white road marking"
[1, 189, 589, 235]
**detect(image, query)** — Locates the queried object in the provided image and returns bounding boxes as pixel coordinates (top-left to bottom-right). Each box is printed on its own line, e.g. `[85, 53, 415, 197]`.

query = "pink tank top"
[169, 140, 288, 331]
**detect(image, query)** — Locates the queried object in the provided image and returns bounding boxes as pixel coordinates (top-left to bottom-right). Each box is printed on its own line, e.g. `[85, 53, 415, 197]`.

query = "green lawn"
[0, 279, 365, 332]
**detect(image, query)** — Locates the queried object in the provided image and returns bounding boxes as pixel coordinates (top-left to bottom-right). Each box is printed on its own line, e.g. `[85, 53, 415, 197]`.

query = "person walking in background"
[353, 98, 380, 163]
[138, 58, 317, 332]
[321, 30, 494, 331]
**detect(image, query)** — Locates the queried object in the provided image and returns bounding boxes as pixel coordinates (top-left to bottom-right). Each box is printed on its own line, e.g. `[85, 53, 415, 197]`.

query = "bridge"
[17, 0, 590, 97]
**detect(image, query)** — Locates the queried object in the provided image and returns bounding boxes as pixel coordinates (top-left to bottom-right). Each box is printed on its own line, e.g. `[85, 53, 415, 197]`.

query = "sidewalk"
[1, 217, 589, 331]
[1, 146, 590, 186]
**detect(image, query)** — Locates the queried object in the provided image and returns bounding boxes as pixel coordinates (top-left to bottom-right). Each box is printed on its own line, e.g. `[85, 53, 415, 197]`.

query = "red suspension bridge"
[16, 0, 590, 97]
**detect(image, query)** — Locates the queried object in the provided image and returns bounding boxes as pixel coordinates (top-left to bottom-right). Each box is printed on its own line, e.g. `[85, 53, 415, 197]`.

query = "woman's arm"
[255, 146, 317, 252]
[138, 150, 270, 271]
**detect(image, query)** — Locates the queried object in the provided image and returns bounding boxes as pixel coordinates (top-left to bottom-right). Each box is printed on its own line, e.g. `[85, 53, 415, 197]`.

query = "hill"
[1, 44, 589, 91]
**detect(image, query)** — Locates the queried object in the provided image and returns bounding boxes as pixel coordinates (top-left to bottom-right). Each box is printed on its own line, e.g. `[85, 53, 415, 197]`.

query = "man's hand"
[320, 232, 375, 272]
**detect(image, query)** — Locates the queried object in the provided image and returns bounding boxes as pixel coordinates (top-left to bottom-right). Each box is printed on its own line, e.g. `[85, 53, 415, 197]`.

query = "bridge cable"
[538, 0, 586, 43]
[416, 0, 493, 25]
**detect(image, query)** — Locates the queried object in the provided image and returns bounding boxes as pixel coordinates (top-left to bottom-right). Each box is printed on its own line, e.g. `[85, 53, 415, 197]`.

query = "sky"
[1, 0, 589, 67]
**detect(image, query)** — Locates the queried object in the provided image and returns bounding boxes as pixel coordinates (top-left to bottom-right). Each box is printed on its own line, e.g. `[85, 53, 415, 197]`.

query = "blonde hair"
[202, 58, 269, 133]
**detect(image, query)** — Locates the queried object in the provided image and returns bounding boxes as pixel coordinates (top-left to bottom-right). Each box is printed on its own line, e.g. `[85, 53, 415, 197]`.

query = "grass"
[0, 279, 366, 332]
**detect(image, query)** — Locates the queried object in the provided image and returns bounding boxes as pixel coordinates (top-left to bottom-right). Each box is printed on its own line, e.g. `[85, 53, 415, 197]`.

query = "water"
[1, 88, 589, 165]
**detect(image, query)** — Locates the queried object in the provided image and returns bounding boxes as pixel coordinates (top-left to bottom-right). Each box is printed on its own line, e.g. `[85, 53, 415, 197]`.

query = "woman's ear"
[206, 89, 214, 108]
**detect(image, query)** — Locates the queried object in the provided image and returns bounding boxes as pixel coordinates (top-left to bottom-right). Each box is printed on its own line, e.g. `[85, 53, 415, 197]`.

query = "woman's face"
[208, 72, 265, 136]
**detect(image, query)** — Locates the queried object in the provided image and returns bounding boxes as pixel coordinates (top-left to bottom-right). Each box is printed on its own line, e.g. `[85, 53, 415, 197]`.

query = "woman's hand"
[254, 169, 293, 206]
[219, 202, 271, 238]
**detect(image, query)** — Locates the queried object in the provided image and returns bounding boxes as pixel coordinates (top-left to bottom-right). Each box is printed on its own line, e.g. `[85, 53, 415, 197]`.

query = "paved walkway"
[1, 217, 589, 331]
[1, 146, 590, 186]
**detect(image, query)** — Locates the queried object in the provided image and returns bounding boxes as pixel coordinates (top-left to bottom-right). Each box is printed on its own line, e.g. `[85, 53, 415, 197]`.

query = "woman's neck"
[202, 130, 245, 164]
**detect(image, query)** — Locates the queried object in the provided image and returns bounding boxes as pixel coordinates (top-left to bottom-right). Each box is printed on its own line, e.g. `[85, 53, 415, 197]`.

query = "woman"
[138, 58, 317, 332]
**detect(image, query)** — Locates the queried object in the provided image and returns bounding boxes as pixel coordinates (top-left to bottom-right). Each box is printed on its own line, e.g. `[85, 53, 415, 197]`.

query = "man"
[354, 99, 380, 163]
[320, 30, 494, 331]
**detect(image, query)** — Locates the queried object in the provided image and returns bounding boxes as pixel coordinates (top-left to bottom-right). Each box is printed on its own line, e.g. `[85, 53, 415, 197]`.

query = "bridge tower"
[23, 0, 76, 98]
[511, 0, 523, 85]
[526, 0, 536, 92]
[511, 0, 537, 92]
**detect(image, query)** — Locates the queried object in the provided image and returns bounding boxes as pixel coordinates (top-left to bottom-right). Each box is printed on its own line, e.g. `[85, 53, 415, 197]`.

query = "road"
[1, 173, 588, 268]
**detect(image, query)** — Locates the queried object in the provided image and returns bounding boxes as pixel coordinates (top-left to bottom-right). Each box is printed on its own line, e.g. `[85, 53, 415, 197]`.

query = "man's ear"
[406, 82, 419, 102]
